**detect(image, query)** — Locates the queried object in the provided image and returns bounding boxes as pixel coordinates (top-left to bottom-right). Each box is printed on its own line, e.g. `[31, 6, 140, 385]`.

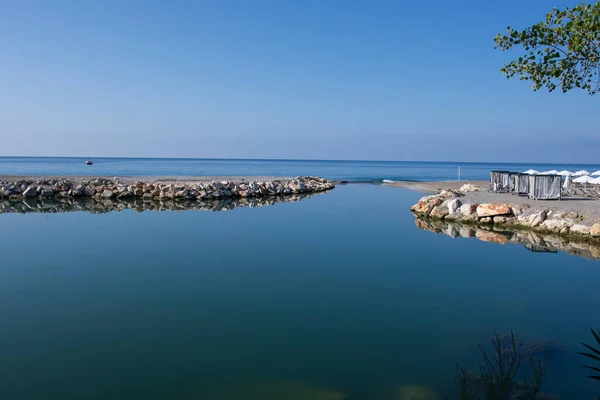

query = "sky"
[0, 0, 597, 162]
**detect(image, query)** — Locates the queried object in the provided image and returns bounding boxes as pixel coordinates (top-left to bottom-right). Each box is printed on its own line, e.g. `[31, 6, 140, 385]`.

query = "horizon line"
[0, 155, 599, 166]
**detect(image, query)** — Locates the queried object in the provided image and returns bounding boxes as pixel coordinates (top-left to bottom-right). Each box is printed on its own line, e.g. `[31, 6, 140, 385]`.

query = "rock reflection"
[415, 217, 600, 261]
[0, 191, 329, 215]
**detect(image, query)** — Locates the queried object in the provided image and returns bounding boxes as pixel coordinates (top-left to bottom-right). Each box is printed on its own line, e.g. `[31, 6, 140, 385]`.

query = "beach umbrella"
[573, 175, 594, 183]
[574, 170, 590, 176]
[591, 177, 600, 185]
[523, 169, 539, 174]
[558, 170, 572, 176]
[541, 170, 559, 175]
[591, 170, 600, 176]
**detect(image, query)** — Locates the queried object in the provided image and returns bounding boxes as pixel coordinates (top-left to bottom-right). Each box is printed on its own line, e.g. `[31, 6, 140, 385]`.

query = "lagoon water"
[0, 185, 599, 399]
[3, 157, 600, 182]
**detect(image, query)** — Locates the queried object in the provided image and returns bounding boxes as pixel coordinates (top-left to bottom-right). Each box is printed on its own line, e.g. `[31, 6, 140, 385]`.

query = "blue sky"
[0, 0, 597, 162]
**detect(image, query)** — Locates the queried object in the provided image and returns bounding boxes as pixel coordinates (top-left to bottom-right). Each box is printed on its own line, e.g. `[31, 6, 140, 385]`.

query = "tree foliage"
[494, 2, 600, 95]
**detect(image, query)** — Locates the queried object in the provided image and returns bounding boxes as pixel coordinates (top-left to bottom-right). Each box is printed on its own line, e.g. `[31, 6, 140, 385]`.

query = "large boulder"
[23, 186, 38, 198]
[540, 218, 574, 233]
[447, 198, 462, 215]
[410, 196, 443, 217]
[476, 204, 511, 218]
[591, 223, 600, 237]
[429, 205, 449, 220]
[571, 224, 591, 236]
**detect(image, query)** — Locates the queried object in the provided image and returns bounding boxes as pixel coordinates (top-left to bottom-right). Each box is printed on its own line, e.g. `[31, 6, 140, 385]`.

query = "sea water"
[0, 184, 598, 399]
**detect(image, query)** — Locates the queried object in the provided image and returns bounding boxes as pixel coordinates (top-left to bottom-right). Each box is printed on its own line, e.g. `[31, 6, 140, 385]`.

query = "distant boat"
[85, 160, 93, 165]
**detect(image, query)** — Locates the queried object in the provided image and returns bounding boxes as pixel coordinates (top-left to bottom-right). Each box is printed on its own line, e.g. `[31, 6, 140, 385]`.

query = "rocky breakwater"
[411, 187, 600, 244]
[0, 176, 334, 202]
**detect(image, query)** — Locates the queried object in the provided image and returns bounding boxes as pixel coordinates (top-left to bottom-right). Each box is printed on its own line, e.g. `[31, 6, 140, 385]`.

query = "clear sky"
[0, 0, 597, 162]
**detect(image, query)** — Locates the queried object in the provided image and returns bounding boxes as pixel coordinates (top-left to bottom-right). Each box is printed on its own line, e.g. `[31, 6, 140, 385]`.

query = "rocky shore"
[410, 186, 600, 246]
[0, 176, 334, 202]
[0, 191, 326, 214]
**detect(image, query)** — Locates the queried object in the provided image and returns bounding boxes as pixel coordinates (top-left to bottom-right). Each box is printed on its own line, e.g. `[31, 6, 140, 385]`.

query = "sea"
[1, 156, 600, 181]
[0, 158, 599, 400]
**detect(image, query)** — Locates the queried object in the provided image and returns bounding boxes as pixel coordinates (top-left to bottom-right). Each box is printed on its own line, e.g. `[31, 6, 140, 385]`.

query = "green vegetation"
[578, 327, 600, 381]
[494, 2, 600, 95]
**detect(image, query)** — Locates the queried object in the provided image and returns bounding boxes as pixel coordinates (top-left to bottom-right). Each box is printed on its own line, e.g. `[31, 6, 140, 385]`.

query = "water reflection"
[0, 191, 328, 214]
[414, 217, 600, 262]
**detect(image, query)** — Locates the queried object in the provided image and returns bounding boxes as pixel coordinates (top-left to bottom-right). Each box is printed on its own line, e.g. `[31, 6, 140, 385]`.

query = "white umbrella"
[523, 169, 539, 174]
[557, 170, 572, 176]
[541, 170, 559, 175]
[591, 177, 600, 185]
[574, 170, 590, 176]
[591, 170, 600, 176]
[573, 175, 594, 183]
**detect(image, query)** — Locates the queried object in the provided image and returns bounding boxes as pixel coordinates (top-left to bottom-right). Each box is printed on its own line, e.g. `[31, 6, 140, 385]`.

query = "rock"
[591, 223, 600, 237]
[84, 186, 96, 197]
[447, 198, 462, 215]
[459, 183, 480, 192]
[134, 188, 144, 197]
[23, 186, 38, 198]
[540, 218, 573, 233]
[571, 224, 591, 235]
[529, 210, 547, 227]
[479, 217, 492, 225]
[429, 204, 449, 220]
[459, 203, 477, 215]
[40, 188, 54, 197]
[494, 216, 515, 225]
[476, 229, 508, 244]
[476, 204, 511, 218]
[101, 189, 114, 198]
[411, 196, 443, 217]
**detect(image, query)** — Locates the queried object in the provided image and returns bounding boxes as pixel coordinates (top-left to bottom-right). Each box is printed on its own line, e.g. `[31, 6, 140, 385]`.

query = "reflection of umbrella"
[573, 175, 594, 183]
[591, 170, 600, 176]
[558, 170, 572, 176]
[541, 170, 559, 175]
[574, 170, 590, 176]
[523, 169, 539, 174]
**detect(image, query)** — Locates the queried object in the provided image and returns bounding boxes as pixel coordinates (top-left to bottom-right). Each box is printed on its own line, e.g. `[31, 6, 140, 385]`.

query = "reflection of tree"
[579, 328, 600, 382]
[455, 332, 550, 400]
[0, 190, 330, 215]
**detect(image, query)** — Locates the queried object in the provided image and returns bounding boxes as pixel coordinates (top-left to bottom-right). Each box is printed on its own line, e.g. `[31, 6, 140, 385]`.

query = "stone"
[134, 188, 144, 197]
[23, 186, 38, 198]
[84, 186, 96, 197]
[459, 203, 477, 215]
[410, 196, 443, 217]
[459, 183, 480, 192]
[570, 224, 591, 235]
[591, 223, 600, 237]
[40, 188, 54, 197]
[479, 217, 492, 225]
[529, 210, 547, 227]
[476, 204, 511, 218]
[540, 218, 573, 233]
[494, 216, 515, 225]
[429, 205, 449, 220]
[475, 229, 508, 244]
[447, 198, 462, 215]
[101, 189, 114, 198]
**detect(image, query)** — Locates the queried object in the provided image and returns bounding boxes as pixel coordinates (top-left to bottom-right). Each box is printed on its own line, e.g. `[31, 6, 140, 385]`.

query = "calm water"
[0, 185, 599, 399]
[2, 157, 600, 182]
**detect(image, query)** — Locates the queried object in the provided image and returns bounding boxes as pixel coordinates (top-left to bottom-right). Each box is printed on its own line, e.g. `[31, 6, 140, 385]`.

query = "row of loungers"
[490, 171, 562, 200]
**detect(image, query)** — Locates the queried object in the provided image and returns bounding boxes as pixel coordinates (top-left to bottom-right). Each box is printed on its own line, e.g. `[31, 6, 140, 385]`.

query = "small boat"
[85, 160, 93, 165]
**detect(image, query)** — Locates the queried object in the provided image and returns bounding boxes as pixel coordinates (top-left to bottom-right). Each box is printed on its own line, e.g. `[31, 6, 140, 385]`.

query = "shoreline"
[405, 181, 600, 245]
[0, 176, 334, 202]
